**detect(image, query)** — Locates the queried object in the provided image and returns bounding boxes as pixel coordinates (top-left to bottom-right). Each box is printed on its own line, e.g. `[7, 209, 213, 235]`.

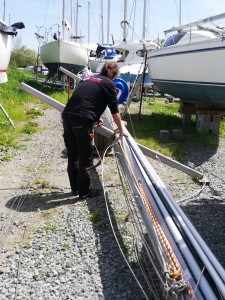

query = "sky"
[1, 0, 225, 52]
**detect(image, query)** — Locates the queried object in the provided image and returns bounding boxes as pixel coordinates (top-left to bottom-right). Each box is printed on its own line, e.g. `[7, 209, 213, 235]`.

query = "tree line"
[9, 36, 39, 68]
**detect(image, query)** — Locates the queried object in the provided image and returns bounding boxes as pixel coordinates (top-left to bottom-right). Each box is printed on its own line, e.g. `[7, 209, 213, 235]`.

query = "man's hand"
[94, 119, 104, 127]
[112, 113, 129, 137]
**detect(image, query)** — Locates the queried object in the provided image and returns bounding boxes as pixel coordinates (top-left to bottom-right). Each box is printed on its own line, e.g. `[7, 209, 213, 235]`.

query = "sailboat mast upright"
[3, 0, 6, 21]
[179, 0, 182, 26]
[123, 0, 127, 40]
[62, 0, 65, 39]
[88, 1, 90, 43]
[142, 0, 147, 39]
[100, 0, 104, 44]
[107, 0, 110, 43]
[70, 0, 73, 34]
[76, 0, 79, 36]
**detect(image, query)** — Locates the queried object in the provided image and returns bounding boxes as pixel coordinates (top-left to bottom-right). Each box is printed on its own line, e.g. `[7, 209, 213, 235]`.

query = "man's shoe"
[72, 190, 78, 197]
[79, 189, 101, 200]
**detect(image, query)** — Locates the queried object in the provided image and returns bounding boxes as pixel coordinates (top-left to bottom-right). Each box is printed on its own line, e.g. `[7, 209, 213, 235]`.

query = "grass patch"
[0, 67, 68, 151]
[23, 241, 31, 249]
[63, 243, 70, 250]
[21, 121, 38, 134]
[26, 108, 44, 117]
[33, 178, 56, 189]
[1, 154, 13, 161]
[89, 212, 101, 222]
[126, 98, 223, 160]
[124, 214, 130, 222]
[45, 224, 57, 234]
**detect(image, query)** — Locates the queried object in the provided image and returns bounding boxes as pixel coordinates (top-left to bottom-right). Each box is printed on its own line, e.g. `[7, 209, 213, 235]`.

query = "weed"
[1, 155, 12, 161]
[24, 241, 31, 249]
[41, 211, 52, 219]
[45, 224, 57, 233]
[39, 271, 46, 277]
[89, 212, 101, 222]
[0, 129, 19, 148]
[38, 164, 51, 175]
[19, 220, 24, 226]
[25, 108, 44, 117]
[124, 214, 130, 222]
[21, 121, 38, 134]
[63, 243, 70, 250]
[45, 251, 52, 257]
[34, 179, 56, 189]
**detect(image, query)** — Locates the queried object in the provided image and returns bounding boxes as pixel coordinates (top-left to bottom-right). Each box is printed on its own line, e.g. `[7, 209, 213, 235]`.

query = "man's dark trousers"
[63, 121, 93, 196]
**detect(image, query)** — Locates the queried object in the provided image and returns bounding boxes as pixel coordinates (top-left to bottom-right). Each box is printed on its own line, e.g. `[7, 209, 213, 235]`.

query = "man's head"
[100, 62, 119, 80]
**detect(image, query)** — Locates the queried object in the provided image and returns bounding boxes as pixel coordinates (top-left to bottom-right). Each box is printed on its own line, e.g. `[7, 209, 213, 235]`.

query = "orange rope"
[118, 138, 181, 277]
[118, 139, 195, 298]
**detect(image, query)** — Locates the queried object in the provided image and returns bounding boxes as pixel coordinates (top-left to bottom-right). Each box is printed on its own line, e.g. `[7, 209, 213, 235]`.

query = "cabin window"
[136, 49, 144, 57]
[163, 32, 186, 47]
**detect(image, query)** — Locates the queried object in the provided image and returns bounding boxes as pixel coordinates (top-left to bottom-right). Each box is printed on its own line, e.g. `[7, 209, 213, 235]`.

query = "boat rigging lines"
[20, 81, 225, 300]
[114, 133, 225, 300]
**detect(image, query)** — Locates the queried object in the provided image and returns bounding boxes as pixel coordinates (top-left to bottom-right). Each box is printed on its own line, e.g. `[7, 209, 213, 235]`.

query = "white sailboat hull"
[148, 38, 225, 105]
[40, 40, 89, 74]
[119, 63, 152, 88]
[0, 32, 13, 84]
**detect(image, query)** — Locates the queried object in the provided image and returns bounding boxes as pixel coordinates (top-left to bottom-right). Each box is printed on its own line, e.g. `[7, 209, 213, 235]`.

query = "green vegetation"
[89, 212, 101, 222]
[0, 67, 68, 156]
[63, 243, 70, 250]
[24, 241, 31, 249]
[1, 66, 224, 164]
[126, 97, 225, 160]
[45, 224, 57, 234]
[124, 214, 130, 222]
[33, 178, 56, 189]
[10, 46, 37, 68]
[21, 121, 38, 134]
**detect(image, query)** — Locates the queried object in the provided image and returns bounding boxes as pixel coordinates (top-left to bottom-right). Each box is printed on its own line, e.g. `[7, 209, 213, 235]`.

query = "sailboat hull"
[148, 38, 225, 105]
[119, 63, 152, 88]
[40, 40, 89, 74]
[0, 32, 13, 83]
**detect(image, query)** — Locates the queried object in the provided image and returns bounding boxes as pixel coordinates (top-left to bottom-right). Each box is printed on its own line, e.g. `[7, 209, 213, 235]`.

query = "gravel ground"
[0, 105, 224, 300]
